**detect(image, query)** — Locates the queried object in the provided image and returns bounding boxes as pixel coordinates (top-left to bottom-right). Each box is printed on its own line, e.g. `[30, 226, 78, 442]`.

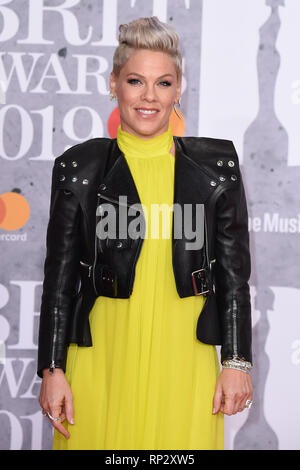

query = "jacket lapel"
[100, 136, 213, 208]
[99, 139, 142, 206]
[173, 137, 218, 206]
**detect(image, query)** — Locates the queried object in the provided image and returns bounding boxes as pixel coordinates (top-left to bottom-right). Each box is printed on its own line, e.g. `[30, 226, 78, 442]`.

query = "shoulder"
[51, 137, 115, 189]
[175, 135, 238, 162]
[175, 135, 241, 186]
[55, 137, 114, 164]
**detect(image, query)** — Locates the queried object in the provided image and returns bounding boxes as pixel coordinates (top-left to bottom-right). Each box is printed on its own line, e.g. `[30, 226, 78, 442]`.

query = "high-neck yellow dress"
[52, 123, 224, 450]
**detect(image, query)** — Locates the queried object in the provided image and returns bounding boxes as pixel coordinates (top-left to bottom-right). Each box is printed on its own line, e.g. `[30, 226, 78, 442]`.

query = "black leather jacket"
[37, 136, 252, 378]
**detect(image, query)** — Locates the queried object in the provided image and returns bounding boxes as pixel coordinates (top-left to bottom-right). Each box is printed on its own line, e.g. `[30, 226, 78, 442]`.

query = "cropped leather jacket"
[37, 135, 252, 378]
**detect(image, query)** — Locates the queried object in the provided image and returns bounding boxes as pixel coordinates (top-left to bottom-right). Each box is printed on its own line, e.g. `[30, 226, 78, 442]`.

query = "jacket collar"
[98, 136, 214, 206]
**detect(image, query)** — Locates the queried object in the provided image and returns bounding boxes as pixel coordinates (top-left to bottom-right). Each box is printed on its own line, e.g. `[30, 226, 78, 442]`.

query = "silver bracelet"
[222, 358, 252, 374]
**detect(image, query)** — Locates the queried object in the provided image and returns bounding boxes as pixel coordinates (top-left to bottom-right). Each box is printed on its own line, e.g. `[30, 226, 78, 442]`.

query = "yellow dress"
[52, 123, 224, 450]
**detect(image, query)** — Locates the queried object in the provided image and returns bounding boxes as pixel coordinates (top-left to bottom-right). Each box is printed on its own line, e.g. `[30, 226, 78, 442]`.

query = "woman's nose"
[141, 85, 157, 102]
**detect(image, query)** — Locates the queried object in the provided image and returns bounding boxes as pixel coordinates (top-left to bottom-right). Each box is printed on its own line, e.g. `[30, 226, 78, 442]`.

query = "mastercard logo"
[0, 192, 30, 231]
[107, 105, 185, 138]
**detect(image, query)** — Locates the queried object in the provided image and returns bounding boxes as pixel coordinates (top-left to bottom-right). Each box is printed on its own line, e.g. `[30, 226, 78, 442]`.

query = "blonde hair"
[112, 16, 182, 81]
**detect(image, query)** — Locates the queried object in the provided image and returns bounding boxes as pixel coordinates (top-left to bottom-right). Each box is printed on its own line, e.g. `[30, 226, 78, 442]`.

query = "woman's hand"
[39, 368, 74, 439]
[212, 368, 253, 416]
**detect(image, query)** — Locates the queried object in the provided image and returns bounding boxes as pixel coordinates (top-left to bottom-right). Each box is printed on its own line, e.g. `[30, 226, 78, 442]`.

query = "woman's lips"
[135, 108, 159, 118]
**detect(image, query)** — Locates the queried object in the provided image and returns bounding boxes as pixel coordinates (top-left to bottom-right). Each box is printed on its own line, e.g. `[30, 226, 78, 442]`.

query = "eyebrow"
[126, 73, 174, 79]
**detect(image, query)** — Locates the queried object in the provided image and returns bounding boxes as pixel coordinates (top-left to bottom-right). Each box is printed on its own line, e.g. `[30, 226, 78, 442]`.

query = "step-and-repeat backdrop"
[0, 0, 299, 450]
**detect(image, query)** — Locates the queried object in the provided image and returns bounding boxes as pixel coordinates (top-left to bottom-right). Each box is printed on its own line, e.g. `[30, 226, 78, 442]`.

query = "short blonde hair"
[112, 16, 182, 81]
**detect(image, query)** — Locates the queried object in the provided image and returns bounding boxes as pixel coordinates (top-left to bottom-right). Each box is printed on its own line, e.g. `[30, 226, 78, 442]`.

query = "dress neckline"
[116, 123, 174, 159]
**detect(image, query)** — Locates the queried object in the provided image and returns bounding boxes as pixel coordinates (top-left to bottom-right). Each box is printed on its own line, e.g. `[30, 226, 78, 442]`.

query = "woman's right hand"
[39, 368, 74, 439]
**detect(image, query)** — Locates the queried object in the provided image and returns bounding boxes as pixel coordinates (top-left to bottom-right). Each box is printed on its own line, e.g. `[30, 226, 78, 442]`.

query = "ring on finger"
[245, 399, 253, 409]
[47, 411, 61, 422]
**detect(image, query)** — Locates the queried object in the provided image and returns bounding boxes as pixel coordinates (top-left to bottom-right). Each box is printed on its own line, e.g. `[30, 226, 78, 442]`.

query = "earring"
[173, 98, 183, 120]
[110, 92, 117, 101]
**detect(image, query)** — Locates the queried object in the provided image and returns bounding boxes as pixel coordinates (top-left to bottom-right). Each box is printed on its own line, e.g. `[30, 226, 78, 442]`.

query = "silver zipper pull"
[49, 360, 55, 374]
[80, 260, 93, 277]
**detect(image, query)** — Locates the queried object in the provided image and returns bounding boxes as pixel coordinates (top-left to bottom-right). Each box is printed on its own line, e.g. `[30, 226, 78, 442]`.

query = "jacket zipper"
[92, 193, 101, 295]
[80, 260, 92, 277]
[96, 192, 104, 256]
[232, 295, 238, 359]
[49, 306, 59, 373]
[97, 192, 133, 207]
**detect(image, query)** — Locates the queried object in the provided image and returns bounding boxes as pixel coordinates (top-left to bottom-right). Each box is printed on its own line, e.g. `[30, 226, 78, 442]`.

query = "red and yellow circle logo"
[0, 192, 30, 231]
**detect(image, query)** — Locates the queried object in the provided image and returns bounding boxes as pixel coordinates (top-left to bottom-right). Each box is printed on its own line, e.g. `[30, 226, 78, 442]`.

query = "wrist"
[42, 367, 64, 378]
[221, 357, 252, 374]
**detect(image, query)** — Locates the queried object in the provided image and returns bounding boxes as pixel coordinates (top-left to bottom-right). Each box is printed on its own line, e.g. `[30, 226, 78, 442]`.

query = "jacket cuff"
[37, 335, 68, 379]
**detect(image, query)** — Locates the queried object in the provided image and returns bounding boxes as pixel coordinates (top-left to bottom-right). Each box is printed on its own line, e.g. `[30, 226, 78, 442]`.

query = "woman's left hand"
[212, 369, 253, 416]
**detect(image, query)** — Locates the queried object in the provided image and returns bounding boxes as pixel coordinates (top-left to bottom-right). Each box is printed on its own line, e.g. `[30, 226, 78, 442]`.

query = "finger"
[235, 375, 252, 413]
[48, 407, 70, 439]
[212, 384, 223, 415]
[51, 418, 70, 440]
[242, 377, 253, 411]
[48, 404, 62, 420]
[223, 395, 235, 416]
[235, 394, 247, 414]
[48, 413, 70, 439]
[219, 397, 225, 414]
[232, 389, 245, 414]
[64, 394, 75, 425]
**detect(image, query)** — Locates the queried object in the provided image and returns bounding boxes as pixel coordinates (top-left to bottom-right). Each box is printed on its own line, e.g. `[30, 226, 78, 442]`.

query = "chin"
[134, 122, 166, 136]
[121, 115, 168, 138]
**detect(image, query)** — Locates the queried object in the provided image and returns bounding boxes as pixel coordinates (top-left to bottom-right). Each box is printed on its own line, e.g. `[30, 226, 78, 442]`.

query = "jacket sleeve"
[214, 145, 252, 365]
[37, 158, 82, 378]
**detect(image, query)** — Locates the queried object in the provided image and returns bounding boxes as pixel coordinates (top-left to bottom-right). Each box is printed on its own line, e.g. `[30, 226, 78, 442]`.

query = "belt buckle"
[191, 268, 210, 296]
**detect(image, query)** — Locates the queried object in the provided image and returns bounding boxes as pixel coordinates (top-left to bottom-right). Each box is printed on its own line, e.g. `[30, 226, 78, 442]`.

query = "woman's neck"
[117, 123, 174, 158]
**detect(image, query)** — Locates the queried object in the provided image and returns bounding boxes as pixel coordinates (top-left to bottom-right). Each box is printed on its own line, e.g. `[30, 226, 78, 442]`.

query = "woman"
[38, 17, 253, 450]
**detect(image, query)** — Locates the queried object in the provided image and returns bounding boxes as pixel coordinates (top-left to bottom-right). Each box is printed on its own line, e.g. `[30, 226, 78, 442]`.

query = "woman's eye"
[127, 79, 172, 87]
[127, 78, 141, 85]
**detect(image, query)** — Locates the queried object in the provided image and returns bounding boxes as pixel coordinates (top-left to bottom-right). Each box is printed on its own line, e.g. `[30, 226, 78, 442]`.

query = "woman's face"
[110, 49, 181, 139]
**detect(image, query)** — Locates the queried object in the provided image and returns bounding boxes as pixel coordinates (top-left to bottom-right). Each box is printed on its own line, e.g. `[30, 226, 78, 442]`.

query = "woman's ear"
[175, 77, 182, 104]
[110, 72, 117, 96]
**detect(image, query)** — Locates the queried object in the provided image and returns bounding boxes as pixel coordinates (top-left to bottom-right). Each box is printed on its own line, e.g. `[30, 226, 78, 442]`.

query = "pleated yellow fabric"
[52, 123, 224, 450]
